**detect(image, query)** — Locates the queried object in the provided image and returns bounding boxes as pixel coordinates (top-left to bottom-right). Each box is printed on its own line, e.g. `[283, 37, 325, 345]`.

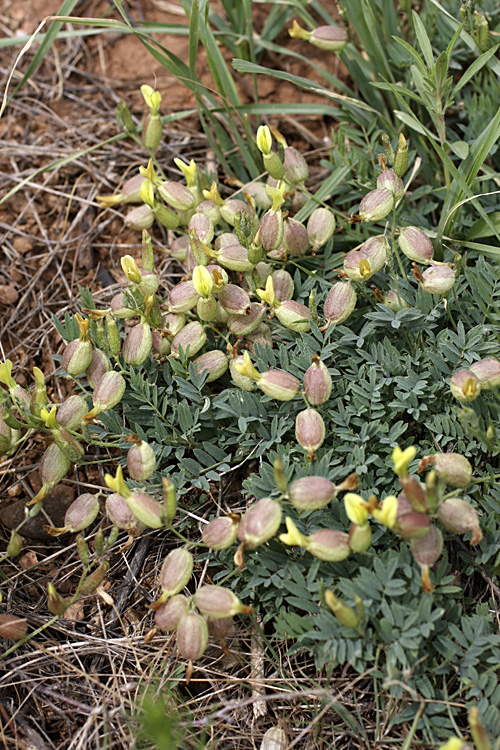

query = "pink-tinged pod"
[377, 169, 404, 201]
[202, 515, 240, 550]
[253, 262, 273, 289]
[258, 370, 300, 401]
[238, 497, 282, 548]
[348, 522, 372, 553]
[398, 226, 434, 264]
[469, 356, 500, 389]
[62, 338, 93, 376]
[245, 181, 272, 211]
[152, 329, 171, 356]
[307, 207, 336, 250]
[155, 595, 190, 631]
[159, 547, 194, 597]
[230, 356, 257, 392]
[399, 475, 428, 513]
[0, 614, 28, 641]
[217, 243, 254, 273]
[283, 147, 309, 184]
[137, 270, 159, 297]
[188, 212, 214, 244]
[419, 265, 455, 294]
[218, 284, 251, 315]
[359, 188, 394, 222]
[381, 289, 410, 312]
[63, 493, 100, 533]
[168, 281, 199, 313]
[125, 492, 164, 529]
[196, 296, 218, 322]
[393, 492, 430, 539]
[86, 350, 112, 389]
[56, 395, 88, 431]
[176, 612, 209, 661]
[227, 303, 267, 337]
[303, 356, 333, 405]
[32, 442, 72, 503]
[418, 453, 472, 488]
[244, 323, 273, 354]
[158, 181, 196, 211]
[194, 585, 252, 619]
[437, 498, 483, 544]
[214, 232, 239, 251]
[162, 312, 186, 338]
[295, 408, 326, 458]
[288, 475, 337, 510]
[282, 218, 309, 257]
[122, 321, 153, 366]
[410, 524, 443, 592]
[344, 236, 387, 282]
[275, 300, 311, 333]
[124, 204, 154, 231]
[308, 25, 348, 51]
[93, 371, 126, 412]
[193, 350, 228, 383]
[106, 492, 146, 534]
[323, 282, 357, 325]
[127, 439, 156, 481]
[271, 270, 294, 302]
[450, 369, 480, 402]
[110, 291, 137, 319]
[260, 210, 283, 253]
[170, 321, 206, 359]
[306, 529, 350, 561]
[197, 199, 221, 223]
[170, 235, 189, 262]
[220, 199, 255, 227]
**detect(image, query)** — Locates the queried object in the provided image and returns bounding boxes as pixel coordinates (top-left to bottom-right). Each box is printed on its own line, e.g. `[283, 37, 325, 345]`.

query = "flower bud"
[359, 188, 394, 222]
[307, 207, 336, 250]
[258, 369, 300, 401]
[188, 212, 214, 244]
[283, 147, 309, 184]
[295, 408, 325, 458]
[160, 547, 194, 598]
[62, 338, 93, 376]
[275, 300, 312, 333]
[220, 199, 255, 227]
[303, 356, 332, 405]
[228, 303, 267, 337]
[238, 497, 282, 548]
[324, 590, 360, 630]
[86, 350, 112, 389]
[419, 265, 455, 294]
[410, 524, 443, 591]
[31, 442, 71, 503]
[170, 320, 206, 359]
[158, 181, 196, 211]
[218, 284, 251, 315]
[418, 453, 472, 488]
[398, 226, 434, 264]
[124, 204, 154, 231]
[202, 515, 240, 550]
[349, 522, 372, 553]
[323, 282, 357, 325]
[377, 169, 404, 201]
[176, 612, 208, 661]
[437, 498, 482, 544]
[288, 475, 337, 510]
[393, 492, 430, 538]
[106, 492, 146, 534]
[344, 236, 387, 281]
[394, 133, 409, 177]
[122, 321, 153, 366]
[168, 281, 199, 313]
[155, 594, 190, 631]
[193, 350, 228, 383]
[260, 211, 284, 253]
[217, 243, 254, 273]
[450, 369, 480, 402]
[469, 356, 500, 389]
[306, 529, 350, 561]
[194, 585, 252, 619]
[127, 439, 156, 481]
[0, 614, 28, 640]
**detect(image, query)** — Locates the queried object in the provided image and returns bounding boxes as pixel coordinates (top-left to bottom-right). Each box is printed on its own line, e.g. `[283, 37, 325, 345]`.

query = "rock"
[0, 485, 75, 541]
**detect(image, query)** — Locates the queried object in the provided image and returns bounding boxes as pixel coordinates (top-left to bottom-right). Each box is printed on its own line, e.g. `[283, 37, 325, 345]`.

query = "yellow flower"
[192, 265, 213, 299]
[0, 360, 16, 389]
[279, 517, 309, 547]
[266, 181, 287, 213]
[371, 495, 398, 529]
[233, 351, 261, 382]
[140, 84, 161, 112]
[202, 181, 224, 206]
[392, 445, 417, 477]
[288, 19, 311, 41]
[174, 158, 197, 187]
[40, 405, 58, 430]
[139, 178, 156, 209]
[439, 737, 464, 750]
[256, 276, 276, 307]
[121, 255, 142, 285]
[344, 493, 370, 526]
[256, 125, 272, 156]
[105, 465, 130, 498]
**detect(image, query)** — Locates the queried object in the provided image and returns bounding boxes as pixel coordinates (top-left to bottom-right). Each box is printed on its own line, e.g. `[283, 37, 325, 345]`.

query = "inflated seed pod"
[159, 547, 194, 598]
[418, 453, 472, 488]
[344, 236, 387, 282]
[377, 169, 404, 201]
[110, 291, 137, 319]
[194, 585, 252, 619]
[168, 281, 199, 313]
[86, 350, 112, 389]
[217, 243, 254, 273]
[359, 188, 394, 222]
[450, 369, 480, 402]
[437, 498, 482, 544]
[258, 369, 300, 401]
[188, 212, 214, 244]
[307, 207, 336, 250]
[419, 265, 455, 294]
[244, 323, 273, 354]
[0, 614, 28, 641]
[155, 594, 190, 631]
[288, 475, 337, 510]
[122, 321, 153, 366]
[220, 199, 255, 226]
[410, 524, 443, 592]
[303, 356, 332, 405]
[32, 442, 72, 503]
[323, 282, 357, 325]
[227, 303, 267, 337]
[170, 321, 206, 359]
[469, 356, 500, 389]
[398, 226, 434, 264]
[158, 181, 196, 211]
[193, 350, 228, 382]
[56, 395, 88, 431]
[127, 439, 156, 481]
[393, 492, 430, 539]
[125, 492, 165, 529]
[271, 270, 294, 302]
[197, 199, 221, 223]
[176, 612, 209, 661]
[307, 25, 348, 51]
[295, 408, 325, 457]
[92, 371, 126, 413]
[202, 515, 240, 550]
[260, 210, 284, 253]
[218, 284, 251, 315]
[124, 204, 154, 231]
[238, 498, 282, 548]
[106, 492, 146, 534]
[62, 338, 93, 376]
[63, 493, 100, 533]
[283, 147, 309, 184]
[0, 410, 12, 456]
[306, 529, 350, 561]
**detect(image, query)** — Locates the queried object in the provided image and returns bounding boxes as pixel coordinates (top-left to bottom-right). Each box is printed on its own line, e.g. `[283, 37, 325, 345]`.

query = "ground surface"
[0, 2, 407, 748]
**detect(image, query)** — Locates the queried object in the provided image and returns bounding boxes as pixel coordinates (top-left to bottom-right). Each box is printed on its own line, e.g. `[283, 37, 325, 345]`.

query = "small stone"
[0, 485, 75, 541]
[0, 285, 18, 305]
[13, 237, 33, 255]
